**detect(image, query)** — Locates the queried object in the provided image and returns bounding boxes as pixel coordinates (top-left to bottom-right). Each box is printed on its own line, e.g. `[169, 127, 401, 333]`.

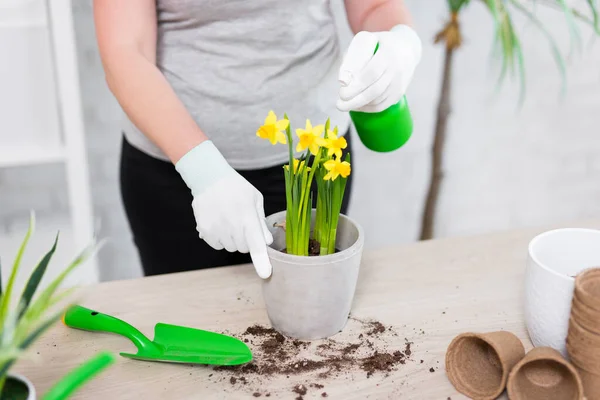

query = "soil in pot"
[211, 317, 419, 399]
[1, 376, 31, 400]
[281, 239, 340, 256]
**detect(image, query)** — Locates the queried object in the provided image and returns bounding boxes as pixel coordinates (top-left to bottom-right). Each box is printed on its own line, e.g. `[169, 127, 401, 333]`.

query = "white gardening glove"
[336, 24, 422, 113]
[175, 140, 274, 279]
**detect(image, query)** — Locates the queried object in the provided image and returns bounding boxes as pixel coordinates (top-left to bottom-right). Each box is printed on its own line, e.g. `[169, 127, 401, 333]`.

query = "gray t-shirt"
[122, 0, 351, 170]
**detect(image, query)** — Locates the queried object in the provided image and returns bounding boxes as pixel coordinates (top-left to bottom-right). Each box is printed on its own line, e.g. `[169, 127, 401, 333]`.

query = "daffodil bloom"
[296, 119, 325, 155]
[323, 158, 351, 181]
[256, 110, 289, 145]
[284, 158, 310, 173]
[324, 128, 347, 159]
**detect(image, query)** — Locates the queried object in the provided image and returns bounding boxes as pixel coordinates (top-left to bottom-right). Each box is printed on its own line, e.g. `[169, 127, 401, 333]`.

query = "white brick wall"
[1, 1, 599, 281]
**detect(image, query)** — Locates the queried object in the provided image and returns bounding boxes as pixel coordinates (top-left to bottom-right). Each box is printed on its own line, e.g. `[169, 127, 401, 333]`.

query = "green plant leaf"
[586, 0, 600, 33]
[0, 348, 24, 366]
[510, 0, 567, 97]
[533, 0, 600, 33]
[486, 0, 502, 54]
[22, 239, 103, 325]
[17, 232, 59, 320]
[47, 289, 79, 312]
[448, 0, 471, 12]
[483, 1, 529, 104]
[493, 3, 516, 86]
[0, 311, 62, 377]
[512, 29, 527, 108]
[556, 0, 583, 55]
[0, 212, 35, 326]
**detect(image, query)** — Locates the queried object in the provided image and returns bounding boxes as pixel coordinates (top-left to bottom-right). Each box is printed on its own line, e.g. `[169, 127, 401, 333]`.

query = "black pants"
[119, 131, 354, 276]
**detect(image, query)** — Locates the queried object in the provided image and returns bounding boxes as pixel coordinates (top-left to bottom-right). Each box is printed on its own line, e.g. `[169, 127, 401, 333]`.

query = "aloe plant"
[419, 0, 600, 240]
[0, 212, 103, 397]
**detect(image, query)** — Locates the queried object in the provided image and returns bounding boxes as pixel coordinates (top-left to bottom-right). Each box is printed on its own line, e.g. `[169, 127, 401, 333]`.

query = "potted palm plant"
[420, 0, 600, 240]
[256, 111, 364, 340]
[0, 212, 114, 399]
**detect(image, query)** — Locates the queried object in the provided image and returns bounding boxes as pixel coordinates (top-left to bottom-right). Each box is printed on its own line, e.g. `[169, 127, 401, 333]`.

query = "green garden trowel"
[63, 305, 252, 366]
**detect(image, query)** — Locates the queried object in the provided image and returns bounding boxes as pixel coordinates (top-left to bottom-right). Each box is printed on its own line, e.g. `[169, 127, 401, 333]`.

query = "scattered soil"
[404, 342, 412, 356]
[341, 343, 361, 354]
[261, 332, 285, 354]
[245, 325, 275, 336]
[293, 340, 309, 349]
[366, 321, 386, 336]
[293, 384, 308, 395]
[429, 368, 435, 373]
[212, 317, 416, 397]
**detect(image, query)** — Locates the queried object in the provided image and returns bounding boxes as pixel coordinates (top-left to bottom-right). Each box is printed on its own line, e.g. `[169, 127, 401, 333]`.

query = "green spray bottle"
[348, 43, 413, 152]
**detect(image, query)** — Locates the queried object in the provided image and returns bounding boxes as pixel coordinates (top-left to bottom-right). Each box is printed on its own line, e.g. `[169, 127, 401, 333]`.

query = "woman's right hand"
[175, 140, 274, 279]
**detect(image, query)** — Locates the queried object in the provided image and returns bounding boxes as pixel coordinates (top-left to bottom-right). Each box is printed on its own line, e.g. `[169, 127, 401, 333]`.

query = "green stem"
[283, 114, 296, 253]
[298, 151, 321, 255]
[284, 169, 293, 252]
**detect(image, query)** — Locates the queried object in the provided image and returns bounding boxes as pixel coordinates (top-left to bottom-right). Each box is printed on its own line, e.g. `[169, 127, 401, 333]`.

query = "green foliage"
[449, 0, 472, 12]
[457, 0, 600, 105]
[314, 152, 351, 255]
[586, 0, 600, 33]
[282, 114, 322, 256]
[0, 212, 101, 394]
[277, 116, 351, 256]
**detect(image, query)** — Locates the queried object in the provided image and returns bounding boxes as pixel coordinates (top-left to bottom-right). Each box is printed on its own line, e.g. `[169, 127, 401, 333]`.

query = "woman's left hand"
[336, 24, 422, 113]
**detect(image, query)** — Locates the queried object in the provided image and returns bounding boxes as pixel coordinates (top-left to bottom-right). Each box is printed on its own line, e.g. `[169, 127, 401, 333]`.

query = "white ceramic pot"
[4, 373, 36, 400]
[262, 210, 364, 340]
[525, 228, 600, 357]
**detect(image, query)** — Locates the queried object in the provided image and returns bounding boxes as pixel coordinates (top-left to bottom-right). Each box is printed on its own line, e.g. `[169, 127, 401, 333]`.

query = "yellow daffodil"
[323, 158, 351, 181]
[284, 158, 310, 173]
[256, 110, 289, 145]
[296, 119, 325, 155]
[324, 128, 347, 159]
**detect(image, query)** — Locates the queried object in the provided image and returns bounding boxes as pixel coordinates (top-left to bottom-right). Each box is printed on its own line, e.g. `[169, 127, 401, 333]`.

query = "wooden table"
[13, 219, 600, 399]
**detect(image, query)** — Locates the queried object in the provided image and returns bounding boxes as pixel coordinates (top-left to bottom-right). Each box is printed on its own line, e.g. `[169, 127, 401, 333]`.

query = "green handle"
[63, 305, 161, 355]
[42, 352, 115, 400]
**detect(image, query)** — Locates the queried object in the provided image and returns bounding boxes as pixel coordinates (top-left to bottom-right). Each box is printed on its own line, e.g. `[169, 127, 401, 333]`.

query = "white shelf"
[0, 0, 99, 284]
[0, 19, 46, 29]
[0, 144, 66, 168]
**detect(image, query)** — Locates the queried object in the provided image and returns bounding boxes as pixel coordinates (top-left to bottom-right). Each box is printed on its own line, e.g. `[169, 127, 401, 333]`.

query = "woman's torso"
[122, 0, 350, 169]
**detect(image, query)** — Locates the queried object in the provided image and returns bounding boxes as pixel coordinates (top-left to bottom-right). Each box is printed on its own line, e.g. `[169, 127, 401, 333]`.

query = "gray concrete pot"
[262, 210, 364, 340]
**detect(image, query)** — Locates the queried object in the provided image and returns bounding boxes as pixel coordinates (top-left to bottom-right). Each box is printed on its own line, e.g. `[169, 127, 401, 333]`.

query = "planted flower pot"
[262, 209, 364, 340]
[255, 111, 359, 339]
[1, 374, 36, 400]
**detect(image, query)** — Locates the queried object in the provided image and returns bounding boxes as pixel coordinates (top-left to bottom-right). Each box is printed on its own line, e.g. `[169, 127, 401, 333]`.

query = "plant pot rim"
[6, 372, 36, 400]
[266, 210, 364, 265]
[528, 228, 600, 282]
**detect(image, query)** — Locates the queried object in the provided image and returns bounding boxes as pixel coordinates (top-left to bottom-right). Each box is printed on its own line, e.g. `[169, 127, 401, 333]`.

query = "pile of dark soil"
[212, 317, 415, 398]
